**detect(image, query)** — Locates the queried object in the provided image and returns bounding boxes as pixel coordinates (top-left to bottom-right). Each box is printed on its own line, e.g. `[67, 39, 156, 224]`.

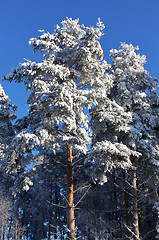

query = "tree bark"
[48, 181, 53, 240]
[2, 220, 6, 240]
[122, 171, 129, 225]
[7, 219, 12, 240]
[131, 155, 140, 240]
[66, 143, 76, 239]
[112, 172, 118, 222]
[112, 172, 120, 239]
[54, 182, 58, 239]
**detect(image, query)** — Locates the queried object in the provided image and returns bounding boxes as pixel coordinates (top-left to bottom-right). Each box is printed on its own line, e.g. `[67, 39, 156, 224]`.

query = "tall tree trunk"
[0, 213, 2, 239]
[7, 217, 12, 240]
[112, 171, 120, 239]
[54, 182, 58, 239]
[113, 172, 118, 222]
[66, 143, 76, 239]
[2, 220, 6, 240]
[48, 181, 53, 240]
[131, 155, 140, 240]
[19, 224, 24, 240]
[122, 171, 129, 225]
[87, 228, 91, 240]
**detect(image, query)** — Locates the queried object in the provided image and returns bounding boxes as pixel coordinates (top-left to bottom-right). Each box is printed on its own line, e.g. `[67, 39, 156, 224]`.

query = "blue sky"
[0, 0, 159, 118]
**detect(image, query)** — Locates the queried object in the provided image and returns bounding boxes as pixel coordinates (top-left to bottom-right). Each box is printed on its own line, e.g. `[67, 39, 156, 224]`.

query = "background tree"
[108, 42, 159, 239]
[0, 84, 17, 165]
[0, 84, 24, 240]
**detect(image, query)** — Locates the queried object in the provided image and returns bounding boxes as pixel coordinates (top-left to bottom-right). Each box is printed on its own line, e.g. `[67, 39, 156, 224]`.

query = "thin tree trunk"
[66, 143, 76, 239]
[7, 220, 12, 240]
[2, 220, 6, 240]
[112, 171, 119, 239]
[113, 172, 118, 222]
[112, 173, 118, 222]
[131, 155, 140, 240]
[54, 182, 58, 239]
[0, 212, 2, 239]
[87, 228, 91, 240]
[120, 215, 124, 237]
[59, 199, 64, 240]
[48, 181, 53, 240]
[122, 171, 129, 225]
[19, 224, 24, 240]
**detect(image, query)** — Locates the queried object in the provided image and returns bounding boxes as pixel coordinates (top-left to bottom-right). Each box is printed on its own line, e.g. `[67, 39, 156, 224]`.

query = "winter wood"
[0, 18, 158, 239]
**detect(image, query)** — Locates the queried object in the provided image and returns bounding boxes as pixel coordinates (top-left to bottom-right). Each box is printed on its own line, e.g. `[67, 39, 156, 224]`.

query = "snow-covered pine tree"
[0, 83, 17, 204]
[88, 98, 137, 184]
[87, 49, 140, 186]
[0, 84, 23, 239]
[3, 18, 113, 239]
[108, 43, 159, 239]
[0, 84, 17, 165]
[86, 43, 142, 238]
[108, 43, 158, 160]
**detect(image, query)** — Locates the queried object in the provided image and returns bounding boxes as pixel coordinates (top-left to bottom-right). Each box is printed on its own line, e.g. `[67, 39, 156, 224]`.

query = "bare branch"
[60, 192, 70, 206]
[138, 174, 155, 188]
[143, 229, 156, 240]
[52, 159, 66, 168]
[86, 109, 103, 116]
[123, 222, 140, 240]
[74, 184, 91, 193]
[72, 153, 80, 159]
[51, 231, 71, 239]
[77, 236, 82, 239]
[46, 200, 66, 209]
[107, 179, 133, 197]
[72, 157, 86, 169]
[63, 224, 71, 232]
[74, 185, 91, 208]
[78, 84, 86, 90]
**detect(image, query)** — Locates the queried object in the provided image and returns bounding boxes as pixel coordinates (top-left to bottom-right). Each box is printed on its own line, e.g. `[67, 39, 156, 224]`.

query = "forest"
[0, 18, 159, 240]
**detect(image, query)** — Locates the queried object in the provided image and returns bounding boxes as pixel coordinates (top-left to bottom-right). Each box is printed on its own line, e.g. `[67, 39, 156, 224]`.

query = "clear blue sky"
[0, 0, 159, 118]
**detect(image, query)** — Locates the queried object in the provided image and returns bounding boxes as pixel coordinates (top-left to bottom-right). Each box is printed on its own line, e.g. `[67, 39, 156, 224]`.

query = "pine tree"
[3, 17, 113, 239]
[108, 42, 159, 239]
[0, 84, 23, 240]
[0, 84, 16, 165]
